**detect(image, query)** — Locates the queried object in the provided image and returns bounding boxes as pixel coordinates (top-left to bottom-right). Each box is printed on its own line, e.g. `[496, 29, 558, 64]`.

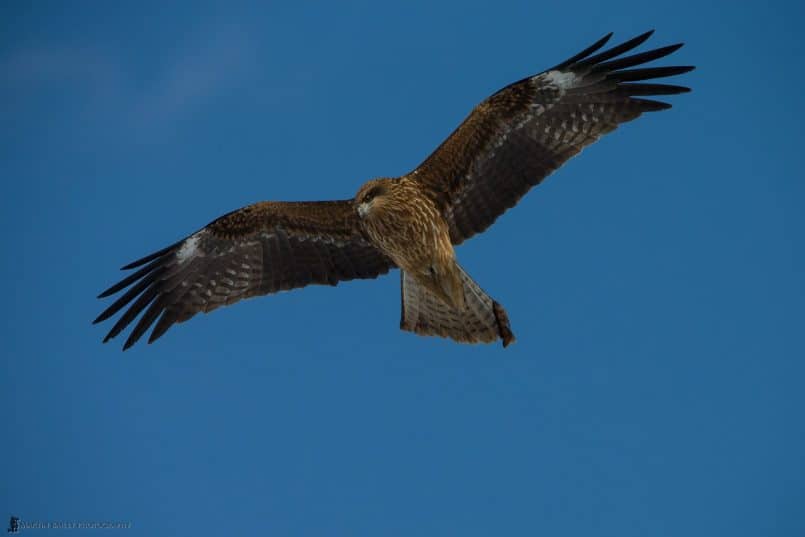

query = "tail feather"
[400, 266, 515, 347]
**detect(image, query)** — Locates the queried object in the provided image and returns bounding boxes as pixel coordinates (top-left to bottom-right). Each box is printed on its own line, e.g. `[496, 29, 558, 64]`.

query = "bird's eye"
[363, 187, 382, 204]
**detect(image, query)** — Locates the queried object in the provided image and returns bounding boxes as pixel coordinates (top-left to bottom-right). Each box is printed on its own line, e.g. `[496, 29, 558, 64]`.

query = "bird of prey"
[94, 30, 693, 350]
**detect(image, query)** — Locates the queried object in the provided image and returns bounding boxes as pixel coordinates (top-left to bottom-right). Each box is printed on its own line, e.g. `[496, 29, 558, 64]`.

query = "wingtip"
[94, 301, 123, 324]
[593, 32, 615, 51]
[119, 241, 180, 270]
[637, 99, 673, 111]
[631, 29, 655, 47]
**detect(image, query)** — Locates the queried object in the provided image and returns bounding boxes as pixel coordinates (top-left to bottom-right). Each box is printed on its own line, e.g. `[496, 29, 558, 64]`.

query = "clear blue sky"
[3, 1, 804, 535]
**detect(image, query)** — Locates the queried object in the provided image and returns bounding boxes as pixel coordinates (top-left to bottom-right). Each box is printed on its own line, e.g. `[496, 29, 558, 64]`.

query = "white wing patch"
[539, 70, 578, 90]
[176, 233, 201, 264]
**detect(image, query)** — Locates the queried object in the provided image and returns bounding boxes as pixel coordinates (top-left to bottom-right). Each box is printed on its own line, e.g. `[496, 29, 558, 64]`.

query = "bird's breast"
[362, 193, 453, 273]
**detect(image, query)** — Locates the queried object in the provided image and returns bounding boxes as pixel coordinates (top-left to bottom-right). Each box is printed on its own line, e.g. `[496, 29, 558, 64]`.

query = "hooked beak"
[357, 201, 370, 219]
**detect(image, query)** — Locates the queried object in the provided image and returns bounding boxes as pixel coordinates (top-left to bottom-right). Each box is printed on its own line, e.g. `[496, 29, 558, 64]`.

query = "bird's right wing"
[410, 30, 694, 245]
[94, 200, 394, 349]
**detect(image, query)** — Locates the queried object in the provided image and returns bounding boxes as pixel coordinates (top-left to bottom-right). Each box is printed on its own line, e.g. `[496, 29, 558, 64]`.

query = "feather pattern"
[400, 267, 514, 347]
[94, 201, 393, 349]
[409, 30, 694, 244]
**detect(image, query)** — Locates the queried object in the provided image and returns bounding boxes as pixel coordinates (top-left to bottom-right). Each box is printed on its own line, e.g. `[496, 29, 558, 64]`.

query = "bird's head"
[355, 178, 393, 220]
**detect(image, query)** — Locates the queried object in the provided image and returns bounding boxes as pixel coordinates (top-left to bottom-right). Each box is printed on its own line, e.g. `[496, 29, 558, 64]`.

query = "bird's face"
[355, 178, 391, 220]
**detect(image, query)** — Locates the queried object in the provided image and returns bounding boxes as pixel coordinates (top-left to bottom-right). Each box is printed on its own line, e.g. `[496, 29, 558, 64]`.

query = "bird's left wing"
[94, 200, 394, 349]
[409, 31, 694, 245]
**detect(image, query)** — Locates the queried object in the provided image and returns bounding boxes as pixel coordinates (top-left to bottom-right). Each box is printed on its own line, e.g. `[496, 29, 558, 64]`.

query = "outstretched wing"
[410, 30, 694, 245]
[94, 200, 394, 349]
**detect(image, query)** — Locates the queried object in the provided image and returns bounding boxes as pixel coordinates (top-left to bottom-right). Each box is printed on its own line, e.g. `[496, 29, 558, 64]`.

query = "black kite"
[95, 31, 694, 349]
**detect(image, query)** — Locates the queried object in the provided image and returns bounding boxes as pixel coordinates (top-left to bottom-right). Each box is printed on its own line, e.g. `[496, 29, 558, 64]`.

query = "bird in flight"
[95, 30, 694, 350]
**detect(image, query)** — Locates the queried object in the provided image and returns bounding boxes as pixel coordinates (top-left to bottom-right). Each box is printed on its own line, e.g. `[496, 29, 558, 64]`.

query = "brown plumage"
[95, 30, 694, 350]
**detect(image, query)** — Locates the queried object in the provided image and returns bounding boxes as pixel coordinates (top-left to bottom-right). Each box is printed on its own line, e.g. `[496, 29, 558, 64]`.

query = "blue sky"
[2, 1, 804, 535]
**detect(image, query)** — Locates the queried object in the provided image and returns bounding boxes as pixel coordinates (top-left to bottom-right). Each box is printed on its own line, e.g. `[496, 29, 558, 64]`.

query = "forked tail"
[400, 265, 515, 347]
